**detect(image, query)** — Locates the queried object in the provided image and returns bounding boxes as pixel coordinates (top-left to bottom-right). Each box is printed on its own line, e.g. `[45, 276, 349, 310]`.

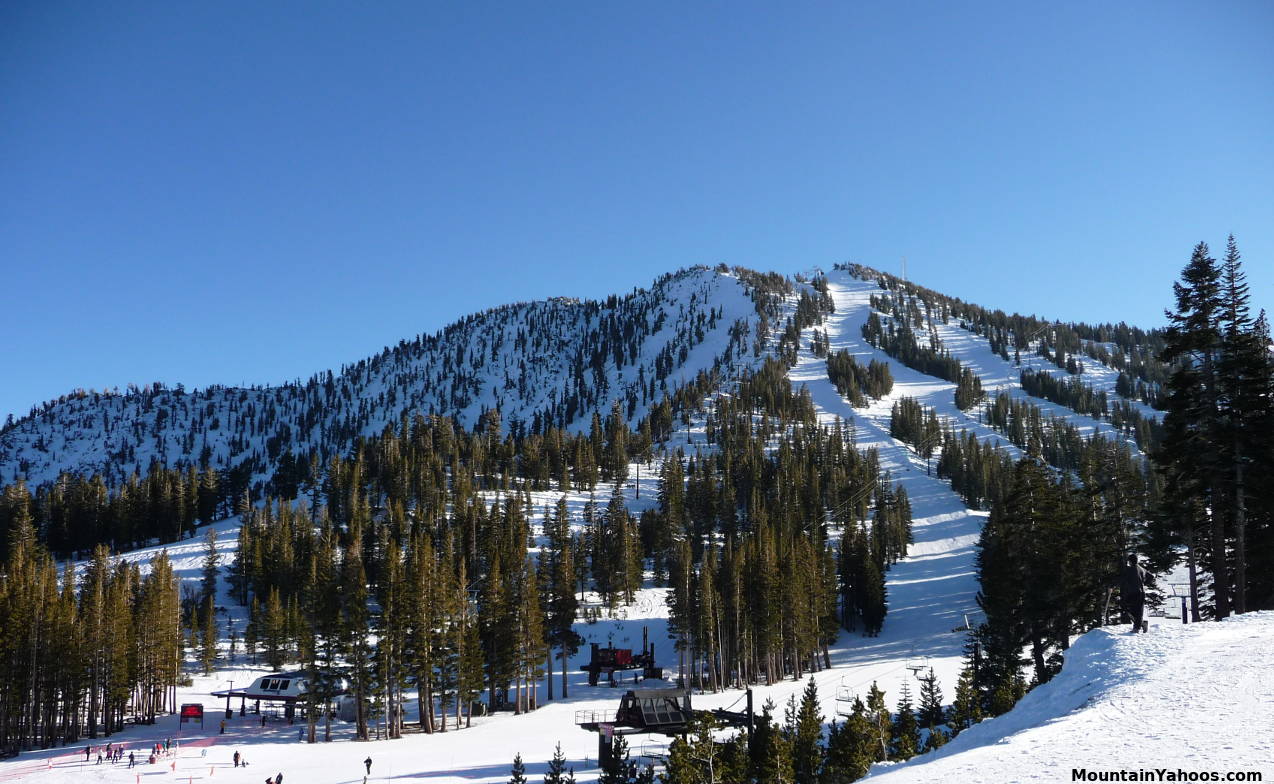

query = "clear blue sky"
[3, 0, 1272, 423]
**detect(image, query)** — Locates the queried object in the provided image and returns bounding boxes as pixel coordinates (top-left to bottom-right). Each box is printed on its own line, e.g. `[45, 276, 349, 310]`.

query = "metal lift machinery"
[581, 626, 664, 686]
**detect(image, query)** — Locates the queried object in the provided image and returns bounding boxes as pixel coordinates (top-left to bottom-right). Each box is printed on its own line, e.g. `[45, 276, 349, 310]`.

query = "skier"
[1119, 553, 1151, 633]
[275, 773, 284, 784]
[85, 745, 91, 762]
[220, 718, 227, 734]
[365, 756, 373, 775]
[128, 752, 135, 768]
[234, 750, 241, 768]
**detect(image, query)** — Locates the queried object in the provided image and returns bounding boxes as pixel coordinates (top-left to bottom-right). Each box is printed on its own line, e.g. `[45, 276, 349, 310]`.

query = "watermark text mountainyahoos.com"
[1073, 770, 1263, 782]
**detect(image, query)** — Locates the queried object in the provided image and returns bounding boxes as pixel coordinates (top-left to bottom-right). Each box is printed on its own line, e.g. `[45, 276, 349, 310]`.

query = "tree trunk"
[1186, 522, 1201, 622]
[1204, 350, 1231, 619]
[1233, 454, 1246, 614]
[546, 649, 553, 701]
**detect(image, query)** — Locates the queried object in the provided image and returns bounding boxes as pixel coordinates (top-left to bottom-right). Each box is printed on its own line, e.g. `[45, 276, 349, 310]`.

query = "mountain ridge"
[0, 266, 776, 490]
[1, 264, 1168, 498]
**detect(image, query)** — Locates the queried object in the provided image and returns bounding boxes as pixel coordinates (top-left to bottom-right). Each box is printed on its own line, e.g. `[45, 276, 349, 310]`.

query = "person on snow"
[234, 750, 241, 768]
[275, 772, 284, 784]
[128, 752, 135, 768]
[365, 756, 372, 775]
[1119, 553, 1151, 633]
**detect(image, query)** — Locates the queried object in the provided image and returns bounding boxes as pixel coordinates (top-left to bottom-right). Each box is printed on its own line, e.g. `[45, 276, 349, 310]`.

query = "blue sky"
[3, 0, 1272, 423]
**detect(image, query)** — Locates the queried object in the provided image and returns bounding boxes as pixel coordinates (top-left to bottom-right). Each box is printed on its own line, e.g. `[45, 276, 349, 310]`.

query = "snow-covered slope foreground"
[867, 613, 1274, 784]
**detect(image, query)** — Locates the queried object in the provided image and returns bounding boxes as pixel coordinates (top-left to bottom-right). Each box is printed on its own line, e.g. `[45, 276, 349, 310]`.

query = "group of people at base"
[85, 738, 176, 768]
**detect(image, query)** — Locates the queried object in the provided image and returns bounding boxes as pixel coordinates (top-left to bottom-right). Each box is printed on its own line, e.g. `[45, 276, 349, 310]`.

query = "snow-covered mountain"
[0, 264, 1166, 496]
[7, 265, 1245, 784]
[0, 266, 784, 489]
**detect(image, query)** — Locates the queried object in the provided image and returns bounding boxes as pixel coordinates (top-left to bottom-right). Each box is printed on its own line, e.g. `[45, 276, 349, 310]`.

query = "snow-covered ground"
[3, 269, 1235, 784]
[867, 611, 1274, 783]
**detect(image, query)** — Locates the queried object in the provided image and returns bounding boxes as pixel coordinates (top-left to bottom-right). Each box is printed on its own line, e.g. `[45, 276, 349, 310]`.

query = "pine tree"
[201, 526, 220, 604]
[791, 677, 824, 784]
[865, 682, 891, 762]
[514, 555, 546, 713]
[663, 714, 722, 784]
[1215, 235, 1271, 613]
[455, 562, 485, 728]
[375, 536, 408, 738]
[948, 660, 981, 735]
[545, 497, 582, 699]
[748, 700, 793, 784]
[543, 742, 570, 784]
[263, 586, 288, 670]
[923, 723, 948, 752]
[341, 516, 372, 740]
[889, 683, 921, 761]
[599, 734, 636, 784]
[1156, 241, 1229, 618]
[821, 720, 855, 784]
[509, 752, 528, 784]
[918, 667, 945, 728]
[199, 595, 218, 675]
[823, 697, 876, 782]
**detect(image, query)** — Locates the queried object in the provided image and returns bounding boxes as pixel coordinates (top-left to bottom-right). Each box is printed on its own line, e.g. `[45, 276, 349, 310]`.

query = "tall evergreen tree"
[1156, 241, 1230, 618]
[889, 683, 921, 761]
[790, 677, 824, 784]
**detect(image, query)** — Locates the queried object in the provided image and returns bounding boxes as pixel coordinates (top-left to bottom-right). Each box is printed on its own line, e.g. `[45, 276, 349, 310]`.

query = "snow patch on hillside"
[866, 611, 1274, 783]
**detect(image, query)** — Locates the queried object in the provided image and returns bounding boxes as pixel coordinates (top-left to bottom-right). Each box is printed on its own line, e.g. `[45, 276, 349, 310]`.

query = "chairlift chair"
[905, 656, 931, 678]
[834, 677, 858, 718]
[639, 739, 670, 762]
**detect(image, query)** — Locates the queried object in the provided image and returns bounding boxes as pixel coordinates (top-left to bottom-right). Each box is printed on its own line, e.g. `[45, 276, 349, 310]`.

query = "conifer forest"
[1, 245, 1271, 783]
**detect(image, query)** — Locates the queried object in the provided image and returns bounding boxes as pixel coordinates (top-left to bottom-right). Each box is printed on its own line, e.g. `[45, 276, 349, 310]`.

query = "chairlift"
[834, 677, 858, 718]
[905, 656, 931, 678]
[1164, 583, 1191, 622]
[639, 739, 670, 762]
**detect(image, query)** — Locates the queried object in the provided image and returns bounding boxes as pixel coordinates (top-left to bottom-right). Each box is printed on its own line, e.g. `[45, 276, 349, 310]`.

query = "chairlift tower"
[1167, 583, 1192, 624]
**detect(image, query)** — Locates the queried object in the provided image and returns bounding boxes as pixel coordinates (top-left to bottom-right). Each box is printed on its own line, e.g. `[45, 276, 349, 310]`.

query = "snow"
[0, 267, 765, 488]
[866, 612, 1274, 783]
[3, 268, 1246, 784]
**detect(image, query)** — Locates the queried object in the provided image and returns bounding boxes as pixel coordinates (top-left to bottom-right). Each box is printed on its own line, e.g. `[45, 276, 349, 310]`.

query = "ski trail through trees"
[782, 271, 989, 718]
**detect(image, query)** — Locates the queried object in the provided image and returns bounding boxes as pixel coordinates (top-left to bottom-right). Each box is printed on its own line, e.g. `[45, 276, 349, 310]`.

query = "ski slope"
[0, 270, 1207, 783]
[866, 612, 1274, 783]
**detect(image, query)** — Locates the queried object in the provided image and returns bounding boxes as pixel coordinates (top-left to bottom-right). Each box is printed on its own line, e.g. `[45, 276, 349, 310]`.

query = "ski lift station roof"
[210, 671, 314, 703]
[575, 689, 695, 735]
